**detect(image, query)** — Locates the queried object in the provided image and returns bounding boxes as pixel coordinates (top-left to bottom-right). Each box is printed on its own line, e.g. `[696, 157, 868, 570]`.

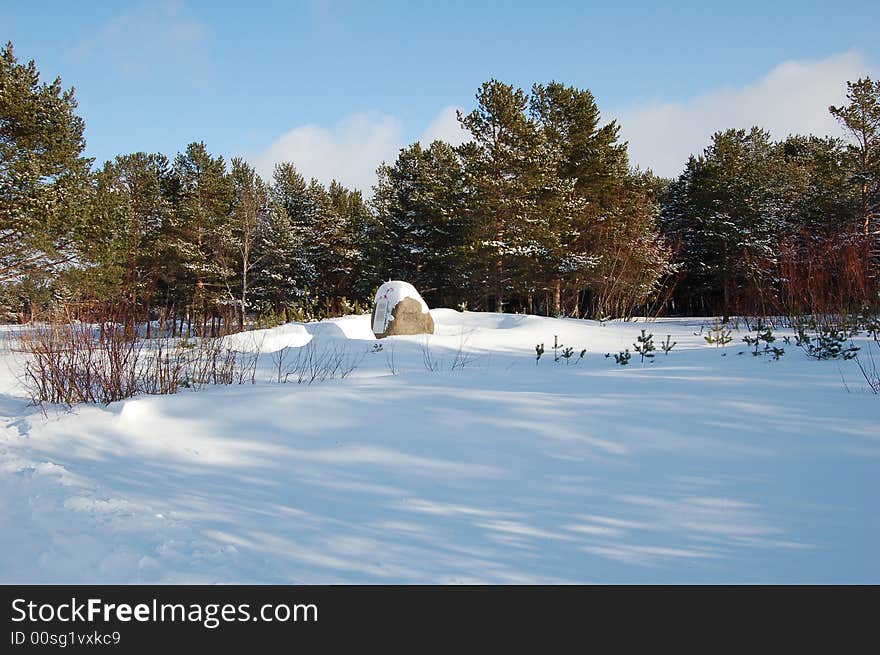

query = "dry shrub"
[16, 306, 262, 407]
[270, 339, 364, 385]
[17, 317, 144, 405]
[778, 231, 876, 317]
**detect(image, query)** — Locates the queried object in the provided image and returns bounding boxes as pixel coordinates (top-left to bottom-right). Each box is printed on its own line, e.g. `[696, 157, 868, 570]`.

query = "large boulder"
[371, 281, 434, 338]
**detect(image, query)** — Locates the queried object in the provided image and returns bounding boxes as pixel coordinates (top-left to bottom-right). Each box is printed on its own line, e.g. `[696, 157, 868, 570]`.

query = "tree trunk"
[553, 278, 561, 316]
[240, 256, 249, 331]
[495, 256, 504, 313]
[494, 198, 504, 313]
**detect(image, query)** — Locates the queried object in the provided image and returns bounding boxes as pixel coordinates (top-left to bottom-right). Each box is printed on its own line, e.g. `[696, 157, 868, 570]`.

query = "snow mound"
[223, 315, 377, 353]
[430, 309, 542, 331]
[223, 323, 312, 353]
[306, 315, 376, 341]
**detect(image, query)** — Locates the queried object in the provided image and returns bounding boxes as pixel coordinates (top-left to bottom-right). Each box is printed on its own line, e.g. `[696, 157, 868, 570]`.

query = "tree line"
[2, 41, 878, 332]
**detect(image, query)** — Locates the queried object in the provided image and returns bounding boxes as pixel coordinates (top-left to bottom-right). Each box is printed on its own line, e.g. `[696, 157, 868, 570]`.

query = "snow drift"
[0, 313, 877, 583]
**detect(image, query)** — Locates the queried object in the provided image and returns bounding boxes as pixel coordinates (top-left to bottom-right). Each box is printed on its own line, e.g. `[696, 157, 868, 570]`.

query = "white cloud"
[254, 107, 472, 194]
[419, 106, 470, 147]
[254, 53, 873, 193]
[253, 114, 404, 194]
[616, 51, 876, 178]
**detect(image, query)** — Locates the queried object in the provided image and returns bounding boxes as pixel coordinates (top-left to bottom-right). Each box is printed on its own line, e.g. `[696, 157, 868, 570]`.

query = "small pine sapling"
[535, 343, 545, 365]
[794, 325, 810, 349]
[553, 335, 563, 363]
[558, 346, 587, 365]
[742, 334, 759, 356]
[704, 319, 732, 347]
[633, 329, 656, 363]
[758, 323, 775, 349]
[661, 335, 676, 355]
[743, 323, 774, 356]
[612, 350, 631, 366]
[796, 325, 860, 361]
[742, 323, 785, 360]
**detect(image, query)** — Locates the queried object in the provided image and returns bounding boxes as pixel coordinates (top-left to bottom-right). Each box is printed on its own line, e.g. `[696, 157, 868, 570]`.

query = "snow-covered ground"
[0, 310, 877, 583]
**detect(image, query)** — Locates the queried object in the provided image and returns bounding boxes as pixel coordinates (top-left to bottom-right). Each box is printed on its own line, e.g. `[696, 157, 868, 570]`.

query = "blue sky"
[4, 0, 879, 189]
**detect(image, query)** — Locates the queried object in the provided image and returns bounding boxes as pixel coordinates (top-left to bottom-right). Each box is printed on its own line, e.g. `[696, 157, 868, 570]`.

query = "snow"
[0, 313, 878, 583]
[222, 315, 378, 353]
[223, 322, 313, 353]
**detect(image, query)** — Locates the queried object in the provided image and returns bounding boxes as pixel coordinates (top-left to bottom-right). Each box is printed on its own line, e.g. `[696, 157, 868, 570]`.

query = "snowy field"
[0, 310, 877, 583]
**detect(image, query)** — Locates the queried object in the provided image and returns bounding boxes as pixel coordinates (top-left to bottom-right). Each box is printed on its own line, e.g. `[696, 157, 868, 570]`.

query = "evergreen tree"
[529, 81, 628, 200]
[303, 179, 344, 309]
[529, 81, 630, 315]
[662, 128, 780, 317]
[4, 50, 873, 325]
[84, 153, 171, 314]
[830, 77, 880, 238]
[167, 142, 233, 327]
[255, 162, 313, 316]
[325, 180, 371, 308]
[0, 41, 92, 284]
[218, 158, 268, 328]
[771, 135, 867, 313]
[457, 80, 544, 312]
[773, 135, 856, 236]
[371, 140, 468, 307]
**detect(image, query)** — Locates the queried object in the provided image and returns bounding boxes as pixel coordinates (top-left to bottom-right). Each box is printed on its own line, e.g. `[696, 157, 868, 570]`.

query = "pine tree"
[167, 142, 233, 330]
[773, 135, 856, 236]
[661, 124, 872, 316]
[529, 81, 640, 317]
[326, 180, 371, 308]
[0, 41, 92, 284]
[255, 162, 314, 316]
[218, 158, 268, 328]
[830, 77, 880, 238]
[305, 179, 346, 310]
[457, 80, 543, 312]
[529, 81, 628, 200]
[85, 153, 171, 316]
[662, 128, 781, 317]
[371, 140, 468, 307]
